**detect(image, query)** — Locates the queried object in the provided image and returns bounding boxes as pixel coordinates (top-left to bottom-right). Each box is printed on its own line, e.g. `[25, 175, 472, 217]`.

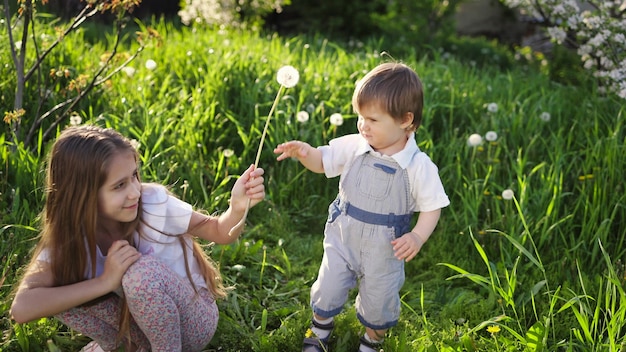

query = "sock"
[311, 316, 333, 339]
[359, 333, 383, 352]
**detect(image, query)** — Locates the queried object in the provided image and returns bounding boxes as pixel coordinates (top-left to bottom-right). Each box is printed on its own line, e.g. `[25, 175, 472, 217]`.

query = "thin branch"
[23, 4, 99, 82]
[37, 20, 128, 145]
[4, 0, 19, 67]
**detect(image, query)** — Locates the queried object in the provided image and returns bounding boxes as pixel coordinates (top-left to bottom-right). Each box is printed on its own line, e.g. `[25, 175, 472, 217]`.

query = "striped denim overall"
[310, 152, 413, 330]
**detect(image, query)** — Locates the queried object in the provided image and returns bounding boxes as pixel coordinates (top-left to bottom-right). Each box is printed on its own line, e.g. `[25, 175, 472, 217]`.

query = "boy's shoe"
[358, 335, 384, 352]
[302, 318, 334, 352]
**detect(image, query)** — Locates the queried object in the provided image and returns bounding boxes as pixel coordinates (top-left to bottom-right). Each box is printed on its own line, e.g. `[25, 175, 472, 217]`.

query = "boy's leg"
[358, 327, 386, 352]
[303, 314, 335, 352]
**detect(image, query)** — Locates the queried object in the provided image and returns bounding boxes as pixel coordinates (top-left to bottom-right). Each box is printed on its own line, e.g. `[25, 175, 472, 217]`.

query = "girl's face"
[356, 103, 412, 156]
[97, 151, 141, 229]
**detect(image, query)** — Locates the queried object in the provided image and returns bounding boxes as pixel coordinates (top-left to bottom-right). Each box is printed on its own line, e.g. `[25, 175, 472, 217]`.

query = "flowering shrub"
[500, 0, 626, 99]
[178, 0, 290, 28]
[3, 0, 157, 148]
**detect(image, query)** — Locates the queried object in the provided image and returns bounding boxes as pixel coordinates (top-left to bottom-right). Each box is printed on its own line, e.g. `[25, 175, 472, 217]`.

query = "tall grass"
[1, 16, 625, 351]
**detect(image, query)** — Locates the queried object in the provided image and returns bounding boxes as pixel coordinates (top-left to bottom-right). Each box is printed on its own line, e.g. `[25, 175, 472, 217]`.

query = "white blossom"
[547, 27, 567, 44]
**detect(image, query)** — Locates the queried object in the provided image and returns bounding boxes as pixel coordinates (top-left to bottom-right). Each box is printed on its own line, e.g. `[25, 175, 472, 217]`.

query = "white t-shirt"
[318, 133, 450, 213]
[38, 183, 207, 289]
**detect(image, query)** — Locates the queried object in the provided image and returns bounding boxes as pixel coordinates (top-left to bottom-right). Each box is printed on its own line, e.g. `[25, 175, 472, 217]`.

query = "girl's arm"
[188, 164, 265, 244]
[10, 240, 140, 323]
[274, 141, 324, 174]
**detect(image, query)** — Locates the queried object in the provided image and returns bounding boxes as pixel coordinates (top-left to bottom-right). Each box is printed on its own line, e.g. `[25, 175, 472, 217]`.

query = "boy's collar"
[356, 133, 420, 169]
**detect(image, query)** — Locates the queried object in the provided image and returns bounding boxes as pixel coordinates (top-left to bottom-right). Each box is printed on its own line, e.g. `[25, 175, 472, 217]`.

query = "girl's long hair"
[26, 125, 225, 348]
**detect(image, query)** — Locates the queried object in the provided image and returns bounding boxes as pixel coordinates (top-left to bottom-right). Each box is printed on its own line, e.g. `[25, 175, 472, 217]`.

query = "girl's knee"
[122, 255, 163, 291]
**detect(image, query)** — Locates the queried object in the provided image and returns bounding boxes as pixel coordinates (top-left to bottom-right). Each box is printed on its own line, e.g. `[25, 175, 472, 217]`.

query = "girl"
[10, 125, 266, 352]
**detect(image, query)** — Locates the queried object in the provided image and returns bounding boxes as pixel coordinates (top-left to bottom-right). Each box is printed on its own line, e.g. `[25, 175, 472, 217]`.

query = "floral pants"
[56, 255, 218, 352]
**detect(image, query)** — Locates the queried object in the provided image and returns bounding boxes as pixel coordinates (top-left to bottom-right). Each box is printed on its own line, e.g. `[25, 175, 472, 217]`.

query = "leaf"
[525, 321, 545, 352]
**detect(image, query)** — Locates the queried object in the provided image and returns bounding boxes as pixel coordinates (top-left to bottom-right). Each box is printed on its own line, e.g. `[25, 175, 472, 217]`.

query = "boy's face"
[356, 103, 412, 156]
[97, 151, 141, 228]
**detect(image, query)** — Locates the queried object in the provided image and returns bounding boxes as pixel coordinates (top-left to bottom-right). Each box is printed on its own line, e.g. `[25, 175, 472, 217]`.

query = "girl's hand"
[274, 141, 312, 161]
[391, 232, 425, 262]
[230, 164, 265, 212]
[102, 240, 141, 291]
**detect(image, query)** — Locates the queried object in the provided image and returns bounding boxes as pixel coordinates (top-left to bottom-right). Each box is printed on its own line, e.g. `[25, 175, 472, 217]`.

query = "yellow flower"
[305, 328, 315, 338]
[3, 109, 25, 124]
[487, 325, 501, 334]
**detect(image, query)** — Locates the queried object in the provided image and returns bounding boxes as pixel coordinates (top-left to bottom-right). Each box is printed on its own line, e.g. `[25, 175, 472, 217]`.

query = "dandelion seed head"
[487, 102, 499, 113]
[296, 110, 309, 123]
[330, 113, 344, 126]
[145, 59, 157, 70]
[231, 264, 246, 271]
[122, 66, 136, 77]
[129, 139, 141, 150]
[223, 148, 234, 158]
[540, 112, 551, 121]
[467, 133, 483, 147]
[69, 113, 82, 126]
[485, 131, 498, 141]
[276, 65, 299, 88]
[502, 189, 514, 200]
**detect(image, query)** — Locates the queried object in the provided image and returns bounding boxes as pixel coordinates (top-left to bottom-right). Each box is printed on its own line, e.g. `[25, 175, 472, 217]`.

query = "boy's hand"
[274, 141, 312, 161]
[391, 232, 425, 262]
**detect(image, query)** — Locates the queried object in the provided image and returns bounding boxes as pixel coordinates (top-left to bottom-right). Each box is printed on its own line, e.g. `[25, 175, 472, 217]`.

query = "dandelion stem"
[228, 85, 286, 236]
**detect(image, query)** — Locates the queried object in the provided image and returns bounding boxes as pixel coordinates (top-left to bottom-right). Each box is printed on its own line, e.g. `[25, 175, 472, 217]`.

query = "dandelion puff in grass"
[485, 131, 498, 142]
[69, 113, 82, 126]
[330, 113, 344, 126]
[487, 102, 498, 113]
[122, 66, 136, 77]
[129, 139, 140, 151]
[276, 65, 299, 88]
[540, 112, 551, 122]
[296, 111, 309, 123]
[229, 65, 300, 236]
[223, 148, 234, 158]
[502, 189, 514, 200]
[467, 133, 483, 147]
[145, 59, 157, 70]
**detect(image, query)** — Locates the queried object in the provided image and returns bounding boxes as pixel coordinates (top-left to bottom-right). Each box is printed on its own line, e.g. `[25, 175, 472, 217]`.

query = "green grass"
[2, 15, 626, 352]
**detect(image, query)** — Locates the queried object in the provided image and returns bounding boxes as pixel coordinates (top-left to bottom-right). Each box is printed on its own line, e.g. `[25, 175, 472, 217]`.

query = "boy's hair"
[352, 62, 424, 131]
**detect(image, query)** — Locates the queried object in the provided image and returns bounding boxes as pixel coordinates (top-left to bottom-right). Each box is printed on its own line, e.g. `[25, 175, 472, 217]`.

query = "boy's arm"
[274, 141, 324, 174]
[391, 209, 441, 262]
